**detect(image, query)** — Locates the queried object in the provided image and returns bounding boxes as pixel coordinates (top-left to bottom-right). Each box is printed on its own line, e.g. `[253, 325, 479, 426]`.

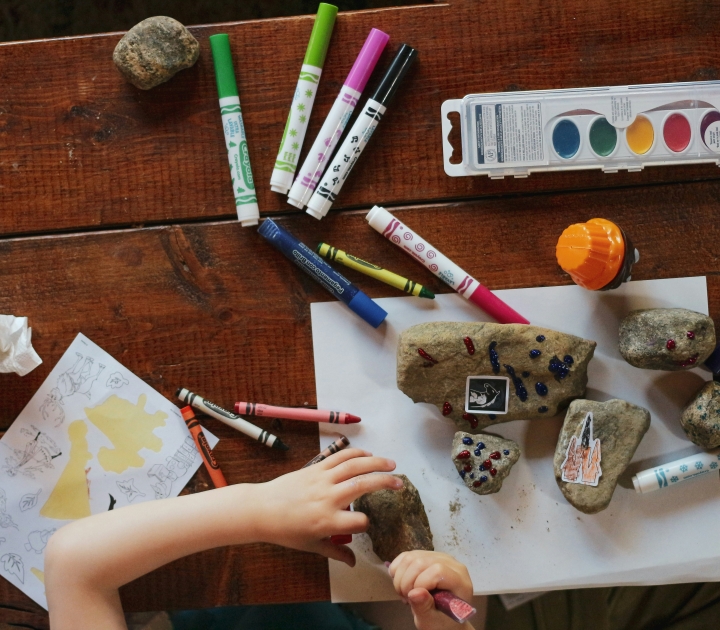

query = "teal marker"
[209, 34, 259, 227]
[270, 3, 338, 195]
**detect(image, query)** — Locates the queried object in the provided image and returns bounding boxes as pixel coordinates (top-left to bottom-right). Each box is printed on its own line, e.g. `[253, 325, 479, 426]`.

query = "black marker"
[306, 43, 418, 219]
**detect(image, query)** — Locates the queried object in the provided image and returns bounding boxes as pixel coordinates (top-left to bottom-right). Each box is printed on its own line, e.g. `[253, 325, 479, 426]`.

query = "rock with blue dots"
[452, 431, 520, 495]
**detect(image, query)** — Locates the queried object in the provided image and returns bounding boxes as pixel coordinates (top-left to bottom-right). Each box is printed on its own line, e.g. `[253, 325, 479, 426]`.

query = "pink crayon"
[430, 589, 477, 623]
[366, 206, 529, 324]
[235, 402, 361, 424]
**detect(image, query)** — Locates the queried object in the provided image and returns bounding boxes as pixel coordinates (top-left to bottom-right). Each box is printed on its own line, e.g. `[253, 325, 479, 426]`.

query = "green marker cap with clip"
[303, 3, 338, 68]
[209, 34, 239, 99]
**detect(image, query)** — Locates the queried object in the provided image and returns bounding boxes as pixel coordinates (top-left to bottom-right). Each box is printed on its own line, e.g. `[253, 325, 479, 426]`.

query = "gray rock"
[451, 432, 520, 495]
[353, 474, 433, 562]
[554, 399, 650, 514]
[618, 308, 715, 371]
[680, 380, 720, 448]
[113, 17, 199, 89]
[397, 322, 596, 430]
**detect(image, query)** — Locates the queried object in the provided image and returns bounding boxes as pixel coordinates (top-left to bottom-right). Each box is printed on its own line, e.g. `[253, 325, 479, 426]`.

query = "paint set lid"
[303, 3, 338, 68]
[345, 28, 390, 92]
[209, 34, 239, 99]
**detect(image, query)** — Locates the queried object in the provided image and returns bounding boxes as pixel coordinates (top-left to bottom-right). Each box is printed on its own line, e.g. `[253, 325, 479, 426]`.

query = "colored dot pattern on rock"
[463, 463, 472, 472]
[536, 335, 545, 342]
[667, 339, 676, 350]
[490, 451, 501, 460]
[418, 348, 438, 364]
[443, 402, 452, 415]
[548, 356, 571, 380]
[687, 331, 695, 339]
[463, 337, 476, 355]
[488, 414, 496, 420]
[503, 449, 510, 455]
[522, 371, 530, 377]
[530, 349, 541, 358]
[489, 341, 500, 373]
[504, 364, 528, 401]
[536, 382, 548, 396]
[462, 413, 479, 429]
[456, 450, 471, 460]
[538, 406, 548, 413]
[462, 437, 473, 445]
[564, 355, 574, 365]
[490, 468, 497, 476]
[476, 442, 485, 449]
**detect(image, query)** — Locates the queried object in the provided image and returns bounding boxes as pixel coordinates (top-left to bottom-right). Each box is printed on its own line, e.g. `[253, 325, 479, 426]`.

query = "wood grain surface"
[1, 0, 720, 625]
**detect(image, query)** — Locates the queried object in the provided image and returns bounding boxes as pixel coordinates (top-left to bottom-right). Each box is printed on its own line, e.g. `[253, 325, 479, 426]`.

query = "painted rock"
[113, 17, 200, 89]
[680, 380, 720, 448]
[397, 322, 596, 430]
[554, 399, 650, 514]
[452, 432, 520, 495]
[618, 308, 715, 371]
[353, 474, 433, 562]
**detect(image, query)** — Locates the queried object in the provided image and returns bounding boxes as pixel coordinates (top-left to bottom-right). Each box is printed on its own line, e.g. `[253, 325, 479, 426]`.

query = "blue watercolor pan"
[552, 119, 581, 159]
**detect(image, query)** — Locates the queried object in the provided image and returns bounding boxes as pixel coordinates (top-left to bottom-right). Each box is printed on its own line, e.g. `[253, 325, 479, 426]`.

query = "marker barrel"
[181, 406, 228, 488]
[271, 4, 338, 194]
[258, 219, 387, 328]
[287, 28, 389, 208]
[365, 206, 529, 324]
[209, 35, 259, 226]
[234, 401, 360, 424]
[632, 449, 720, 493]
[177, 388, 287, 451]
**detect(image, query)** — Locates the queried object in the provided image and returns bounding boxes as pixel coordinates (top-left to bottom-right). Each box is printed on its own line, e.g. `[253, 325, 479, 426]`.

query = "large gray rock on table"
[113, 17, 200, 89]
[680, 381, 720, 448]
[452, 432, 520, 495]
[619, 308, 715, 371]
[397, 322, 596, 430]
[353, 474, 433, 562]
[554, 399, 650, 514]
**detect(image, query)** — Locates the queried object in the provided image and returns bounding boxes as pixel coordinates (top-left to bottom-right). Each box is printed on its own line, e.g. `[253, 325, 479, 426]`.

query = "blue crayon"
[258, 219, 387, 328]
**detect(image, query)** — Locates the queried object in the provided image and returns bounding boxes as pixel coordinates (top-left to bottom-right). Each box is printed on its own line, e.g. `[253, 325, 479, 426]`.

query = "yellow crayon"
[316, 243, 435, 299]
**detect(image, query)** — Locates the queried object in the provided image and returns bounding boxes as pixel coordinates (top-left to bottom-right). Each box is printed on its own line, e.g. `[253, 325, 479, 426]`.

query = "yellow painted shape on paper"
[31, 567, 45, 584]
[40, 420, 92, 520]
[88, 394, 166, 473]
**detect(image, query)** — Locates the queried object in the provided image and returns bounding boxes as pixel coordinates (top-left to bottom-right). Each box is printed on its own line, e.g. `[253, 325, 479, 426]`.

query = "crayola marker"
[209, 34, 259, 227]
[307, 44, 417, 219]
[181, 406, 228, 488]
[287, 28, 389, 209]
[270, 4, 338, 194]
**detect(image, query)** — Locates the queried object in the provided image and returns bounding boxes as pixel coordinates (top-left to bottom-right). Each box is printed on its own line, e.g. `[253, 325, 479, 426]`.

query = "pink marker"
[366, 206, 529, 324]
[234, 401, 361, 424]
[287, 28, 389, 209]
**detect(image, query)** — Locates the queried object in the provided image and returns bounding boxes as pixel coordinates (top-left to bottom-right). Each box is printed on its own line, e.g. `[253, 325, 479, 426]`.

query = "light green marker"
[270, 3, 338, 194]
[210, 34, 259, 227]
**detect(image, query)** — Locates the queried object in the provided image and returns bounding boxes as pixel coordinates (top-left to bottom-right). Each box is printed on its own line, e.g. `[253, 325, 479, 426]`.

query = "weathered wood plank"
[3, 0, 720, 236]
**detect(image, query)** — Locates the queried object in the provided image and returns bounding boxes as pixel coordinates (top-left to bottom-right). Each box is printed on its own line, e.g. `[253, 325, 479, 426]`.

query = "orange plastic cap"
[556, 218, 625, 290]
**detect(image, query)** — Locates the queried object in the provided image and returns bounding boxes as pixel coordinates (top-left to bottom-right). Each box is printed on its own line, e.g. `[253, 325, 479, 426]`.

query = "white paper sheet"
[0, 333, 217, 609]
[310, 277, 719, 601]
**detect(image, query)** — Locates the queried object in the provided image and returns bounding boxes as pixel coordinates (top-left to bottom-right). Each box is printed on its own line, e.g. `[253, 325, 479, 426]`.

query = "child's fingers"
[318, 448, 372, 470]
[331, 509, 369, 535]
[414, 563, 473, 601]
[407, 587, 436, 620]
[388, 550, 411, 577]
[311, 539, 356, 567]
[330, 456, 396, 483]
[338, 472, 403, 503]
[398, 556, 434, 598]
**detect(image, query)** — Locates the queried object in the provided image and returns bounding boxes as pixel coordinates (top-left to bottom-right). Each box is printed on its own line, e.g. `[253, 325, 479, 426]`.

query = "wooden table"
[2, 0, 720, 626]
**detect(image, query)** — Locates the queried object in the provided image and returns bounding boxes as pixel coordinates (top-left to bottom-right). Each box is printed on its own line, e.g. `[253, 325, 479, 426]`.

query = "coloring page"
[0, 333, 217, 609]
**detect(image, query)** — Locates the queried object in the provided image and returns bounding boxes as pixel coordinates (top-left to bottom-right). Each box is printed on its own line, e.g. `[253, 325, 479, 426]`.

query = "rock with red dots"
[619, 308, 715, 371]
[451, 432, 520, 495]
[353, 474, 433, 562]
[680, 381, 720, 448]
[397, 322, 596, 430]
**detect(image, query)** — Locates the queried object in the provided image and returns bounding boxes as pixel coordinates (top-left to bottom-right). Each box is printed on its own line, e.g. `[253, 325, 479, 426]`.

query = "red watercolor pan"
[663, 113, 691, 152]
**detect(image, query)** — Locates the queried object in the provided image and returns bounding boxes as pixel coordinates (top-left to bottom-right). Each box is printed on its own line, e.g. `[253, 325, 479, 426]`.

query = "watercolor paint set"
[442, 80, 720, 178]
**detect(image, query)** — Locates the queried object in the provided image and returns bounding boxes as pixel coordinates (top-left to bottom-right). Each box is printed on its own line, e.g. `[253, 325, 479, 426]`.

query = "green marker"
[209, 34, 259, 227]
[270, 3, 338, 195]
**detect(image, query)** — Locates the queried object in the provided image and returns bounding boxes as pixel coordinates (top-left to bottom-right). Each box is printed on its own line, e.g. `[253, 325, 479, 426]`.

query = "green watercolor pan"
[442, 80, 720, 178]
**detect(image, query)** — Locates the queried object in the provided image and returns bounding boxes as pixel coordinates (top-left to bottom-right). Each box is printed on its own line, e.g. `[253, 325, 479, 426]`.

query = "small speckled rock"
[618, 308, 715, 371]
[554, 399, 650, 514]
[353, 475, 433, 562]
[680, 380, 720, 448]
[451, 432, 520, 495]
[113, 17, 199, 89]
[397, 322, 596, 430]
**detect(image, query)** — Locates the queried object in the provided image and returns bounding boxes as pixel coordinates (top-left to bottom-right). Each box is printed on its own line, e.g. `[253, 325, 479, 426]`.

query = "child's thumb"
[408, 588, 435, 618]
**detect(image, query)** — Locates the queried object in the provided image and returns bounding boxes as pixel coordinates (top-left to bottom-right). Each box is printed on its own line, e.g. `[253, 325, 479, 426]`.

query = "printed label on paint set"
[443, 80, 720, 178]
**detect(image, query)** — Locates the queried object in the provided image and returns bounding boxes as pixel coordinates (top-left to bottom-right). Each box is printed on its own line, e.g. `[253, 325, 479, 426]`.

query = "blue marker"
[258, 219, 387, 327]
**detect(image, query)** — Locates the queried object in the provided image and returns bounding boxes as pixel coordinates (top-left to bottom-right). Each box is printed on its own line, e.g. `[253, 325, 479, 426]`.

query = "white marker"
[287, 28, 389, 209]
[632, 448, 720, 493]
[270, 4, 338, 194]
[307, 44, 417, 219]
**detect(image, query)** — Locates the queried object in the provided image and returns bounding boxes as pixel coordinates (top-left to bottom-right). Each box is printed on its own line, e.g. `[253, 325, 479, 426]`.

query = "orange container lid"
[556, 219, 625, 290]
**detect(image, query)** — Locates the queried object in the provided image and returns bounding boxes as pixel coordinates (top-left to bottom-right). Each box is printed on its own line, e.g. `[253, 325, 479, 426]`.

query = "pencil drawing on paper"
[56, 353, 105, 399]
[19, 489, 42, 512]
[24, 529, 55, 554]
[0, 553, 24, 583]
[0, 489, 18, 530]
[39, 388, 65, 427]
[116, 479, 145, 502]
[106, 372, 129, 389]
[3, 428, 62, 479]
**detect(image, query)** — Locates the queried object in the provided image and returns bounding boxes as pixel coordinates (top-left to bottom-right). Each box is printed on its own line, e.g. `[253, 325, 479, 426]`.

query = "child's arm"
[45, 448, 400, 630]
[389, 550, 475, 630]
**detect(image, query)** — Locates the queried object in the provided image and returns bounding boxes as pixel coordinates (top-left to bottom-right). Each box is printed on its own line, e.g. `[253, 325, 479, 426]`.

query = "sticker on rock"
[561, 412, 602, 486]
[465, 376, 509, 414]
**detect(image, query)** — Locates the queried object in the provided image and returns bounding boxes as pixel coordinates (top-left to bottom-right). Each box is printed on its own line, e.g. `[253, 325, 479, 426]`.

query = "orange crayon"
[181, 406, 228, 488]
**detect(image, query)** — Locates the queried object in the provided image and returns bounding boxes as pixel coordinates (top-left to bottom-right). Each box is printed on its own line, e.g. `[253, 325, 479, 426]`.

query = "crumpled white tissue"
[0, 315, 42, 376]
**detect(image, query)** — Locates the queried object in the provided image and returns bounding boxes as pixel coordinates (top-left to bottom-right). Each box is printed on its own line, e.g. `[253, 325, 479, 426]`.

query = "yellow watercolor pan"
[625, 115, 655, 154]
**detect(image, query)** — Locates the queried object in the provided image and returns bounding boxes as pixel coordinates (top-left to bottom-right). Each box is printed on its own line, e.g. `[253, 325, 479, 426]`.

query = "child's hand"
[248, 448, 401, 567]
[389, 550, 474, 630]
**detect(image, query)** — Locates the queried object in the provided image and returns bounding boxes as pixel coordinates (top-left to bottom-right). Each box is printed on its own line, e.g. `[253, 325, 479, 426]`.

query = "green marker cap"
[209, 34, 239, 99]
[303, 3, 338, 68]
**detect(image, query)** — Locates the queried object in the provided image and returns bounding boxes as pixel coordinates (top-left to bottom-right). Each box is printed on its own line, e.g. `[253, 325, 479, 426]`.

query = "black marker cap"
[370, 44, 418, 106]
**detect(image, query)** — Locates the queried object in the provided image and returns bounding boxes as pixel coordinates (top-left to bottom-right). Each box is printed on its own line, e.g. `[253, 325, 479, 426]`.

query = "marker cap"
[371, 44, 418, 105]
[347, 290, 388, 328]
[304, 3, 338, 68]
[345, 28, 390, 92]
[209, 34, 239, 99]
